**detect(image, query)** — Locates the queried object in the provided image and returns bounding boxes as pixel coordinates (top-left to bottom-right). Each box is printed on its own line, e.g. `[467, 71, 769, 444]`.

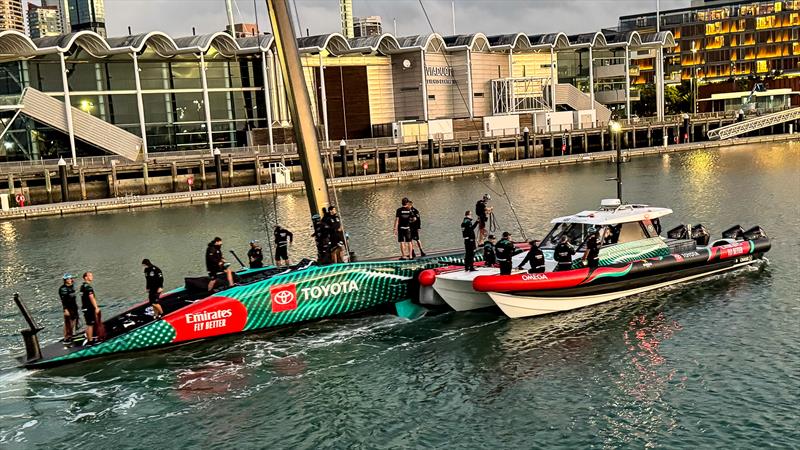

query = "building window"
[756, 60, 768, 73]
[428, 95, 435, 100]
[756, 15, 777, 29]
[474, 92, 484, 98]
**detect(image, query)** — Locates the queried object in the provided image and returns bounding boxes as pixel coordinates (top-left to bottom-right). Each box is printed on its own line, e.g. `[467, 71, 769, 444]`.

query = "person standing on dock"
[59, 274, 78, 343]
[394, 198, 413, 260]
[461, 210, 480, 271]
[248, 240, 265, 268]
[273, 226, 294, 266]
[142, 259, 164, 319]
[475, 194, 492, 246]
[495, 232, 515, 275]
[554, 236, 576, 272]
[206, 237, 234, 291]
[79, 272, 101, 346]
[408, 200, 426, 258]
[483, 235, 497, 267]
[518, 240, 546, 273]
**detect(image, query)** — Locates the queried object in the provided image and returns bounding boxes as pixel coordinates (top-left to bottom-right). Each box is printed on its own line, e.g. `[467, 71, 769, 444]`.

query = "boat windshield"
[541, 223, 595, 249]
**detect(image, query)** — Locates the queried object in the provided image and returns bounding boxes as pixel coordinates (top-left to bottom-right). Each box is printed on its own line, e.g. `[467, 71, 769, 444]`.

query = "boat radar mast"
[266, 0, 330, 217]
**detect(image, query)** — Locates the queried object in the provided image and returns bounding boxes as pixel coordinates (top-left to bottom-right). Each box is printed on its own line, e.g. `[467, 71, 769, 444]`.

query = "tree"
[665, 82, 692, 115]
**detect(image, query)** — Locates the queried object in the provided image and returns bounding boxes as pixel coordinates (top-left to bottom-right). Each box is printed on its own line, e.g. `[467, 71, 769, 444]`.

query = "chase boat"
[472, 199, 771, 318]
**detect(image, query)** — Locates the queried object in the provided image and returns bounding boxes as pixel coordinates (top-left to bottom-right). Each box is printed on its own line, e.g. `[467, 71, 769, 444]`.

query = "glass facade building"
[65, 0, 106, 36]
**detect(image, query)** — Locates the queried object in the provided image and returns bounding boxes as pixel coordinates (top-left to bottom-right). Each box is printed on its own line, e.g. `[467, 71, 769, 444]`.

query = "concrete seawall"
[1, 133, 796, 221]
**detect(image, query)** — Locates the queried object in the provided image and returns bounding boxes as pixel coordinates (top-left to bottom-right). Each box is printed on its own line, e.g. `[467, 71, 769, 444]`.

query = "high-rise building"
[63, 0, 106, 36]
[28, 2, 63, 38]
[0, 0, 25, 32]
[339, 0, 353, 38]
[353, 16, 382, 38]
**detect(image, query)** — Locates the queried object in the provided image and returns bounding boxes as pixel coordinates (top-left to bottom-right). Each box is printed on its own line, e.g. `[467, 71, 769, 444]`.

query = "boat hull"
[433, 268, 497, 311]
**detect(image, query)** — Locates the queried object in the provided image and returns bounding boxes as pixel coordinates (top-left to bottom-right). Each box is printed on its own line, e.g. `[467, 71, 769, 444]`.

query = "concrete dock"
[1, 133, 795, 221]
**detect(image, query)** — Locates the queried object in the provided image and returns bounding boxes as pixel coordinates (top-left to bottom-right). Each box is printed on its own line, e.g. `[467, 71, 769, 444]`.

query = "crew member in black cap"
[59, 273, 79, 343]
[142, 259, 164, 319]
[554, 235, 576, 271]
[582, 227, 601, 269]
[248, 240, 264, 268]
[461, 210, 480, 271]
[206, 237, 234, 290]
[495, 232, 516, 275]
[483, 235, 497, 267]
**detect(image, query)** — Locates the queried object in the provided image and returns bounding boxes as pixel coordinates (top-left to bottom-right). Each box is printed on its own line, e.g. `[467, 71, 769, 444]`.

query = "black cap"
[487, 234, 496, 240]
[141, 258, 151, 265]
[502, 231, 511, 238]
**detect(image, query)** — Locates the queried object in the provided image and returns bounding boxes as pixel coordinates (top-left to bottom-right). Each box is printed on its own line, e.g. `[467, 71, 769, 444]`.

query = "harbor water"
[1, 142, 798, 448]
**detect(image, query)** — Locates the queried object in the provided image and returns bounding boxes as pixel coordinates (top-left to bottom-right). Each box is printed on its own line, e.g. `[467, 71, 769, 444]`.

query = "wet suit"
[274, 228, 294, 262]
[461, 216, 480, 271]
[144, 264, 164, 304]
[518, 244, 546, 273]
[59, 283, 78, 322]
[482, 241, 497, 266]
[80, 282, 96, 326]
[554, 242, 576, 271]
[494, 237, 515, 275]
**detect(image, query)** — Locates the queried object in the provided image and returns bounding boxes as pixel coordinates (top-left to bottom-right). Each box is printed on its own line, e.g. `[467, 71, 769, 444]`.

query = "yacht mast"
[266, 0, 331, 217]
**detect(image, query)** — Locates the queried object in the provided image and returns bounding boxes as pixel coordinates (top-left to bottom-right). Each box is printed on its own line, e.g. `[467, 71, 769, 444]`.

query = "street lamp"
[691, 46, 698, 115]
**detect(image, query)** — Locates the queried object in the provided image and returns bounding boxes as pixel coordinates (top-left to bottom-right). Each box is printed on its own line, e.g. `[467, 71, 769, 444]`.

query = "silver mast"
[266, 0, 331, 216]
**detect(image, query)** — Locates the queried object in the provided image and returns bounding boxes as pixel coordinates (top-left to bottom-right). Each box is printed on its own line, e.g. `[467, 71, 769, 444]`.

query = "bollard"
[142, 162, 150, 195]
[78, 167, 87, 201]
[227, 157, 234, 188]
[110, 160, 119, 197]
[254, 155, 262, 185]
[171, 161, 178, 192]
[58, 157, 69, 202]
[44, 169, 53, 203]
[427, 138, 434, 169]
[339, 140, 348, 177]
[213, 149, 223, 188]
[523, 127, 530, 159]
[199, 160, 207, 190]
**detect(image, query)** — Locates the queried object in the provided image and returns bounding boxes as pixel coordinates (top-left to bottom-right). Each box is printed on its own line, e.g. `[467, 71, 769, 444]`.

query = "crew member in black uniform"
[324, 206, 345, 263]
[311, 212, 330, 264]
[394, 198, 413, 260]
[475, 194, 492, 245]
[518, 240, 546, 273]
[554, 235, 576, 271]
[142, 259, 164, 319]
[273, 226, 294, 266]
[483, 235, 497, 267]
[248, 240, 264, 268]
[408, 200, 426, 258]
[59, 273, 79, 343]
[206, 237, 234, 291]
[80, 272, 101, 346]
[582, 228, 601, 269]
[461, 210, 480, 271]
[495, 232, 516, 275]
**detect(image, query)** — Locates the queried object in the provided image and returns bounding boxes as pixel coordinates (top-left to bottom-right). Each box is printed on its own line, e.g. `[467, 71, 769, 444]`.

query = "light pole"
[691, 46, 698, 115]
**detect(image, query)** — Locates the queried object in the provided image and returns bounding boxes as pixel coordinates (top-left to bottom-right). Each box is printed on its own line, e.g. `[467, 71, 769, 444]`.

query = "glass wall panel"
[171, 61, 202, 89]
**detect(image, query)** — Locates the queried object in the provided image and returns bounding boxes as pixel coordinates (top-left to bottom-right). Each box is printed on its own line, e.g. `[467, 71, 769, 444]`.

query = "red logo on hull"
[271, 284, 298, 313]
[166, 296, 248, 343]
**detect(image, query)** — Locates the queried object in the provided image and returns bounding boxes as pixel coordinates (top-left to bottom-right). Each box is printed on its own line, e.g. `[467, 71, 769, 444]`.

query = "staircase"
[17, 88, 143, 161]
[545, 83, 612, 124]
[707, 107, 800, 140]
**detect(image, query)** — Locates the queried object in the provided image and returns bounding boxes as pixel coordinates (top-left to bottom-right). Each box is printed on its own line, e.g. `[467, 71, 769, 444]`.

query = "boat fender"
[418, 269, 437, 287]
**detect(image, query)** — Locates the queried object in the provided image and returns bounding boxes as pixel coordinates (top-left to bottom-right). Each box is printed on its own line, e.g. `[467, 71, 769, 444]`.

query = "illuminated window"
[790, 13, 800, 25]
[756, 15, 777, 29]
[756, 60, 768, 72]
[794, 42, 800, 55]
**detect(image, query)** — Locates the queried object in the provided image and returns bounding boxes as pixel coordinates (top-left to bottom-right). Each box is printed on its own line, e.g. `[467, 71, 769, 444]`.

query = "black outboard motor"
[743, 226, 767, 240]
[722, 225, 745, 240]
[667, 224, 689, 240]
[691, 224, 711, 247]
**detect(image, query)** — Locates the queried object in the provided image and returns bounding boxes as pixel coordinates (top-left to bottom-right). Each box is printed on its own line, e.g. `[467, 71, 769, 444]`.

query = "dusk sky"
[102, 0, 690, 38]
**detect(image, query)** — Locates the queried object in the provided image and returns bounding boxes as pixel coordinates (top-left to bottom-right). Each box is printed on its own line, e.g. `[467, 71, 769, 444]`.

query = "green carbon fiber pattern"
[49, 320, 177, 362]
[573, 237, 670, 269]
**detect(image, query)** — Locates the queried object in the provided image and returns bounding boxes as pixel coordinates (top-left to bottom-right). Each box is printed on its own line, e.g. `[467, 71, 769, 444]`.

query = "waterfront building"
[0, 0, 25, 32]
[353, 16, 382, 38]
[227, 23, 259, 38]
[63, 0, 105, 36]
[619, 0, 800, 112]
[0, 29, 672, 163]
[28, 2, 63, 39]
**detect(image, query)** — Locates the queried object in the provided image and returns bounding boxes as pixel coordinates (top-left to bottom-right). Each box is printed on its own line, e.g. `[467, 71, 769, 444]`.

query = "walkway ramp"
[547, 83, 613, 124]
[17, 88, 143, 161]
[707, 107, 800, 140]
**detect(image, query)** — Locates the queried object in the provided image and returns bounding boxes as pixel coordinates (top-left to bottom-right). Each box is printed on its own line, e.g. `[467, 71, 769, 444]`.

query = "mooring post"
[522, 127, 530, 159]
[110, 160, 119, 197]
[339, 140, 348, 177]
[395, 144, 401, 172]
[213, 149, 223, 188]
[417, 142, 423, 169]
[78, 167, 87, 200]
[227, 157, 234, 187]
[43, 168, 53, 203]
[427, 138, 434, 169]
[58, 157, 69, 202]
[199, 160, 207, 190]
[171, 161, 178, 192]
[458, 140, 464, 165]
[254, 154, 262, 185]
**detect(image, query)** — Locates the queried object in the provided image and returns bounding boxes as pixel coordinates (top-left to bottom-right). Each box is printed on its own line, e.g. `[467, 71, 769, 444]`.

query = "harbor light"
[609, 120, 622, 133]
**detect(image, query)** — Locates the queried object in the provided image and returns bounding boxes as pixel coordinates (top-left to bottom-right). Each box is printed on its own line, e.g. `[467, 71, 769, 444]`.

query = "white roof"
[551, 204, 673, 226]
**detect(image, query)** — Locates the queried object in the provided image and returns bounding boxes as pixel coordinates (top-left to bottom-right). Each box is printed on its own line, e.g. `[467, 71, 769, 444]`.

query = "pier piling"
[213, 150, 223, 188]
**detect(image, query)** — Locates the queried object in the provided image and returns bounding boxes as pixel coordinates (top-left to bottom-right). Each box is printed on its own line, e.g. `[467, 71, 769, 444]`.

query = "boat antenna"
[417, 0, 527, 240]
